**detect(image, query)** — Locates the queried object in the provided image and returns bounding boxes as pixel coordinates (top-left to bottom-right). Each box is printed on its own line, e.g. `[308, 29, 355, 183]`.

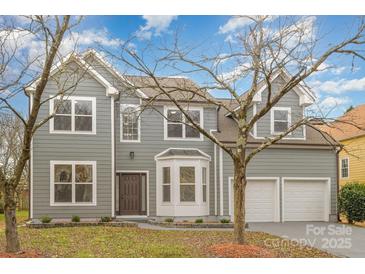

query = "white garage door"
[283, 179, 329, 221]
[230, 178, 279, 222]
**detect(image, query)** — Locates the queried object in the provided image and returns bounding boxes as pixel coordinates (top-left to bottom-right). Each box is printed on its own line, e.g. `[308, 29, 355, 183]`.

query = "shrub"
[164, 218, 174, 223]
[338, 182, 365, 223]
[71, 215, 80, 222]
[100, 216, 112, 223]
[41, 216, 52, 224]
[195, 218, 203, 223]
[220, 218, 230, 224]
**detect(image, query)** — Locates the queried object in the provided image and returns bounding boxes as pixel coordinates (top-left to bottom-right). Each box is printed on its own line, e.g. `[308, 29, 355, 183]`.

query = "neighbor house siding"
[221, 148, 338, 217]
[115, 101, 217, 216]
[32, 73, 113, 218]
[339, 135, 365, 186]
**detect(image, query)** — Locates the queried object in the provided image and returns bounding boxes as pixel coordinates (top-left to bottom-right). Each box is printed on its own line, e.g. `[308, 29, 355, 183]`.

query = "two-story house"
[27, 49, 339, 223]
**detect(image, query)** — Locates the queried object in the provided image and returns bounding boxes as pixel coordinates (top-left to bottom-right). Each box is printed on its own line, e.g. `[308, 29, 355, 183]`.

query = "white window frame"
[163, 106, 204, 141]
[340, 157, 350, 179]
[120, 104, 141, 143]
[270, 107, 292, 135]
[49, 96, 96, 135]
[50, 160, 97, 206]
[162, 166, 172, 203]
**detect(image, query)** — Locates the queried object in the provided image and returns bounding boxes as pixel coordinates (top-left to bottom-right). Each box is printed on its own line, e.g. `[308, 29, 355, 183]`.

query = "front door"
[118, 173, 147, 215]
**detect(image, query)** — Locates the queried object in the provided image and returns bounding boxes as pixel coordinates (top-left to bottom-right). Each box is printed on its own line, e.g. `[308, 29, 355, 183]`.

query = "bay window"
[180, 166, 195, 202]
[162, 167, 171, 202]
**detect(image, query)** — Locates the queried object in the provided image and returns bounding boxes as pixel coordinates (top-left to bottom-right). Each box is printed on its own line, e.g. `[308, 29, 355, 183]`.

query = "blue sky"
[6, 15, 365, 117]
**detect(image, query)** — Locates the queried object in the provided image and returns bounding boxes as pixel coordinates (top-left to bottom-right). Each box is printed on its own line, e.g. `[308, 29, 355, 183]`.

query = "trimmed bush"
[338, 182, 365, 223]
[71, 215, 80, 222]
[195, 218, 204, 223]
[220, 218, 230, 224]
[100, 216, 112, 223]
[41, 216, 52, 224]
[164, 218, 174, 223]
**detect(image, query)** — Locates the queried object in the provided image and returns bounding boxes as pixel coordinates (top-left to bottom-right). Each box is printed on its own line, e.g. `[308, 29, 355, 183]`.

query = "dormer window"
[271, 107, 291, 135]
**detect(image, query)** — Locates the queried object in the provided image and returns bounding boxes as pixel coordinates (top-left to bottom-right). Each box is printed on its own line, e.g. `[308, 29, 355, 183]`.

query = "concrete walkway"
[249, 222, 365, 258]
[138, 222, 365, 257]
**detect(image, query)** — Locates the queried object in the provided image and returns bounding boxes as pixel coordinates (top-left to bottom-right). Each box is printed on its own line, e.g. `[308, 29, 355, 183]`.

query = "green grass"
[0, 225, 335, 258]
[0, 210, 29, 230]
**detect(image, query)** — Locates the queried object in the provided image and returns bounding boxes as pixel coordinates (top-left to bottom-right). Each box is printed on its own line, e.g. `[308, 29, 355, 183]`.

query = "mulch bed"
[208, 243, 275, 258]
[0, 250, 44, 258]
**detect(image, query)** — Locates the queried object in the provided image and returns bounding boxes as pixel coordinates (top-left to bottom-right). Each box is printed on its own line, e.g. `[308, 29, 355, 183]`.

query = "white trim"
[49, 96, 97, 135]
[214, 143, 217, 215]
[120, 103, 141, 143]
[219, 147, 223, 216]
[154, 147, 211, 161]
[50, 160, 97, 206]
[340, 157, 350, 179]
[82, 49, 147, 99]
[30, 93, 34, 218]
[163, 106, 204, 141]
[281, 177, 331, 222]
[228, 177, 281, 222]
[270, 106, 292, 136]
[252, 103, 258, 138]
[116, 170, 150, 216]
[111, 97, 115, 217]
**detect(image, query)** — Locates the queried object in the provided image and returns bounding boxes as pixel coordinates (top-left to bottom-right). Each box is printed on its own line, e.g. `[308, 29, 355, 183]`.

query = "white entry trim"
[281, 177, 331, 222]
[228, 177, 280, 222]
[116, 170, 150, 217]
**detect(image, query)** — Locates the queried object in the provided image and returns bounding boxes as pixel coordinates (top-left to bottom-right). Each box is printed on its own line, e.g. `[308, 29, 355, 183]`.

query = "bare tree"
[109, 16, 365, 244]
[0, 15, 86, 253]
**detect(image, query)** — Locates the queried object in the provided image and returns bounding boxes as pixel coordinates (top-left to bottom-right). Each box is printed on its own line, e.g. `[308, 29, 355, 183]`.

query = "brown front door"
[118, 173, 147, 215]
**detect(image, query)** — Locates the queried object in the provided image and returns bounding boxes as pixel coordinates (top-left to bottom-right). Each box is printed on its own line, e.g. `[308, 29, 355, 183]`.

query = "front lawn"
[0, 226, 335, 258]
[0, 210, 29, 230]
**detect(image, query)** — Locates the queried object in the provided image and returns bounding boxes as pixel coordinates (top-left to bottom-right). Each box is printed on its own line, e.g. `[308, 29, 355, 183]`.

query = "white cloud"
[309, 77, 365, 94]
[135, 15, 177, 40]
[218, 63, 251, 82]
[319, 96, 350, 109]
[218, 16, 276, 34]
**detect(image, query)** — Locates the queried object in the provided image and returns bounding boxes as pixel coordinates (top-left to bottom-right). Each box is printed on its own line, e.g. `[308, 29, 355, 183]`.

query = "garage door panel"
[284, 180, 328, 222]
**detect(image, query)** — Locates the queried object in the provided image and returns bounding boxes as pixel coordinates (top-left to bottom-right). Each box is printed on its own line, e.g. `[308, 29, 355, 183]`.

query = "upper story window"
[341, 158, 349, 178]
[50, 161, 96, 206]
[120, 104, 140, 142]
[50, 96, 96, 134]
[271, 107, 291, 135]
[164, 107, 203, 141]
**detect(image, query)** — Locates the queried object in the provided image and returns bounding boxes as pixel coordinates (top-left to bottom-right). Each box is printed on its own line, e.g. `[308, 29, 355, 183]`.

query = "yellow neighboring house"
[320, 104, 365, 186]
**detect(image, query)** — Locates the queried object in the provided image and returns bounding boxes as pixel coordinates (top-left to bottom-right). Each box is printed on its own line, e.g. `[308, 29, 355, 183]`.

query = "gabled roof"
[317, 104, 365, 141]
[25, 52, 118, 96]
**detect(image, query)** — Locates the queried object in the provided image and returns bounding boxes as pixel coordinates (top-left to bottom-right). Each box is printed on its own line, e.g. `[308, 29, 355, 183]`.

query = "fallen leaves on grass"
[0, 250, 43, 258]
[208, 243, 275, 258]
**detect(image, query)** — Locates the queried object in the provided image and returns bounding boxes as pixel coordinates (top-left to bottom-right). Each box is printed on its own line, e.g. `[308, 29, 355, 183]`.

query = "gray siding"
[32, 73, 113, 218]
[221, 148, 338, 217]
[115, 102, 217, 216]
[256, 76, 305, 139]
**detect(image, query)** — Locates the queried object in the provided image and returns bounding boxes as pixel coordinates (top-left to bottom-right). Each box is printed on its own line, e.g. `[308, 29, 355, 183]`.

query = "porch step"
[115, 216, 150, 223]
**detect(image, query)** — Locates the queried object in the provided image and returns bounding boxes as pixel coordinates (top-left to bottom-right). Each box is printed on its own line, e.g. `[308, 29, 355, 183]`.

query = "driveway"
[250, 222, 365, 258]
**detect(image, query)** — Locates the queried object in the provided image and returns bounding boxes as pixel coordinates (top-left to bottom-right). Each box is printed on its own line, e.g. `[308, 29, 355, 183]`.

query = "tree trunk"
[233, 160, 247, 244]
[4, 185, 20, 253]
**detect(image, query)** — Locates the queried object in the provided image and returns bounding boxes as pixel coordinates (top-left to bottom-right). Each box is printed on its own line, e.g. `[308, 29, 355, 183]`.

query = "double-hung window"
[341, 158, 349, 178]
[162, 167, 171, 202]
[202, 167, 207, 203]
[51, 161, 96, 205]
[51, 96, 96, 134]
[165, 108, 202, 140]
[180, 166, 195, 202]
[120, 104, 140, 142]
[271, 107, 291, 134]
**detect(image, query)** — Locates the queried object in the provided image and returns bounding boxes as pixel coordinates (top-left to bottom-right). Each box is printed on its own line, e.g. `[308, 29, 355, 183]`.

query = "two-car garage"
[229, 177, 331, 222]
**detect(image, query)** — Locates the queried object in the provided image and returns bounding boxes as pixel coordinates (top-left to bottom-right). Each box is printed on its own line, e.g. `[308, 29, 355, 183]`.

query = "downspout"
[26, 90, 31, 220]
[336, 144, 344, 222]
[216, 106, 221, 133]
